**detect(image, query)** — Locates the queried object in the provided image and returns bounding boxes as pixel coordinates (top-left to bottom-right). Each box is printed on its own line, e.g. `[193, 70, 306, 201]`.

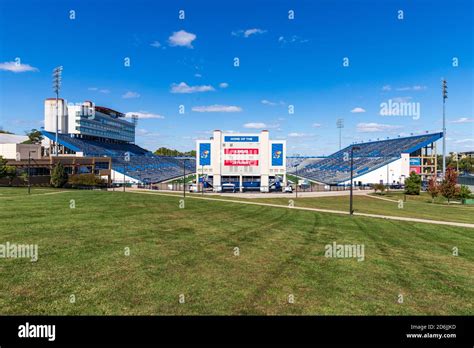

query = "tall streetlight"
[336, 118, 344, 151]
[442, 79, 448, 177]
[27, 150, 37, 194]
[349, 146, 360, 215]
[52, 66, 63, 157]
[294, 163, 299, 198]
[183, 158, 188, 198]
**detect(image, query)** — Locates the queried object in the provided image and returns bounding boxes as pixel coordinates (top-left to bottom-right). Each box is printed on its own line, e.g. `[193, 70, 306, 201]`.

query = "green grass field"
[198, 191, 474, 224]
[0, 187, 472, 315]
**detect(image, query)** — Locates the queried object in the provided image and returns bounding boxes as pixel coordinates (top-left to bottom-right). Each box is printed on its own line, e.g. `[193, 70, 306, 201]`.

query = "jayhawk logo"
[201, 150, 209, 159]
[273, 150, 282, 159]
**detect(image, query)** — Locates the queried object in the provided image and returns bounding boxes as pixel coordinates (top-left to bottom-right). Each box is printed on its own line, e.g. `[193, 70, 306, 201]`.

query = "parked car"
[189, 184, 198, 193]
[221, 183, 236, 193]
[284, 185, 293, 193]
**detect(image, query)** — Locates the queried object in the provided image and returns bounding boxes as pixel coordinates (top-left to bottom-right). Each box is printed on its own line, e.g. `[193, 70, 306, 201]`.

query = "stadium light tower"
[442, 79, 448, 178]
[336, 118, 344, 150]
[52, 66, 63, 157]
[349, 146, 360, 215]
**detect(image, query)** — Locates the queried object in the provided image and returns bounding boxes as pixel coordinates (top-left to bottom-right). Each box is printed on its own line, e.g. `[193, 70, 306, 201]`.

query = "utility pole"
[350, 146, 360, 215]
[52, 66, 63, 157]
[337, 118, 344, 151]
[442, 79, 448, 178]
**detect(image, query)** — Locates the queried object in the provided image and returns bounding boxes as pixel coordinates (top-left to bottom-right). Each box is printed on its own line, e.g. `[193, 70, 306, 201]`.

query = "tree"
[0, 156, 8, 178]
[457, 185, 471, 203]
[404, 171, 421, 195]
[154, 147, 196, 157]
[22, 129, 43, 144]
[4, 166, 17, 186]
[50, 162, 68, 188]
[440, 167, 459, 203]
[427, 174, 439, 202]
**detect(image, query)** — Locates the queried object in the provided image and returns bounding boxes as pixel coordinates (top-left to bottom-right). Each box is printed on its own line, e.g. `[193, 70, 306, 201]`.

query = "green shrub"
[68, 173, 105, 188]
[457, 185, 471, 202]
[373, 183, 386, 194]
[404, 171, 421, 195]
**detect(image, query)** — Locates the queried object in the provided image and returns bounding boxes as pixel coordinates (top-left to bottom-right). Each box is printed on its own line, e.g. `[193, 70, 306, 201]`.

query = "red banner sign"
[409, 166, 421, 174]
[224, 148, 259, 155]
[224, 160, 259, 166]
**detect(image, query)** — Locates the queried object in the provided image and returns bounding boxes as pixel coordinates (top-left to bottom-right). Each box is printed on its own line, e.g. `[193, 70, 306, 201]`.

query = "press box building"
[196, 130, 286, 192]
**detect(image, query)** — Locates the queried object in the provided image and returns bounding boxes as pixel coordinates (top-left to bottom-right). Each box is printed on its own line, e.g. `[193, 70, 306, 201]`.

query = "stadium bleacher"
[289, 133, 443, 184]
[41, 131, 195, 183]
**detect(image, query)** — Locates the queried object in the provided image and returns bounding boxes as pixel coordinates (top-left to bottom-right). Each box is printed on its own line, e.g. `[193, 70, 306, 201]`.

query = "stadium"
[0, 98, 446, 192]
[0, 2, 473, 335]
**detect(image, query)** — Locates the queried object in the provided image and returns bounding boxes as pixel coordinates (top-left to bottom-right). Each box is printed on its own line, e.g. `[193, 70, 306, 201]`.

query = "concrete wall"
[341, 154, 410, 186]
[0, 143, 41, 160]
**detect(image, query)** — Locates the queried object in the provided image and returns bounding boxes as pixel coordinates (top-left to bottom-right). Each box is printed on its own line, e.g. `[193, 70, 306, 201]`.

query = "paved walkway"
[128, 189, 474, 229]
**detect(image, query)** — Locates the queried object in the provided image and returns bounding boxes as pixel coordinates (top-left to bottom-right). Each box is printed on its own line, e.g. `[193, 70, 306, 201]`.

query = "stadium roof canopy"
[291, 132, 443, 184]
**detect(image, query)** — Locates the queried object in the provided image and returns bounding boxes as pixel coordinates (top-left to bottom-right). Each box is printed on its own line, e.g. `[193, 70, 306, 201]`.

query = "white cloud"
[261, 99, 285, 106]
[278, 35, 309, 44]
[288, 132, 313, 137]
[194, 73, 202, 78]
[243, 122, 267, 129]
[312, 123, 322, 128]
[232, 28, 267, 38]
[0, 61, 38, 73]
[396, 85, 427, 91]
[89, 87, 110, 94]
[243, 122, 279, 129]
[219, 82, 229, 88]
[450, 117, 473, 124]
[192, 105, 242, 113]
[391, 96, 412, 103]
[382, 85, 391, 91]
[454, 139, 474, 144]
[136, 128, 161, 137]
[122, 91, 140, 99]
[150, 41, 161, 48]
[170, 82, 215, 94]
[168, 30, 196, 48]
[125, 111, 165, 119]
[351, 107, 366, 113]
[261, 99, 277, 106]
[356, 123, 403, 133]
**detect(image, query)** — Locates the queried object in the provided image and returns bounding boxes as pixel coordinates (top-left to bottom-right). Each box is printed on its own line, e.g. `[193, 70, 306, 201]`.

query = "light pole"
[183, 158, 188, 198]
[442, 79, 448, 177]
[349, 146, 360, 215]
[52, 66, 63, 157]
[28, 150, 36, 194]
[337, 118, 344, 150]
[294, 163, 299, 198]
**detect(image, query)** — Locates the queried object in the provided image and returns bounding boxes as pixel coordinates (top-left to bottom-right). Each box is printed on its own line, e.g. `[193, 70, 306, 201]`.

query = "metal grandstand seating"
[288, 133, 442, 184]
[41, 131, 195, 183]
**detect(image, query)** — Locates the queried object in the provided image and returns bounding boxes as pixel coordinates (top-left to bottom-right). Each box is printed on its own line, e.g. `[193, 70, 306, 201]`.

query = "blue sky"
[0, 0, 472, 155]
